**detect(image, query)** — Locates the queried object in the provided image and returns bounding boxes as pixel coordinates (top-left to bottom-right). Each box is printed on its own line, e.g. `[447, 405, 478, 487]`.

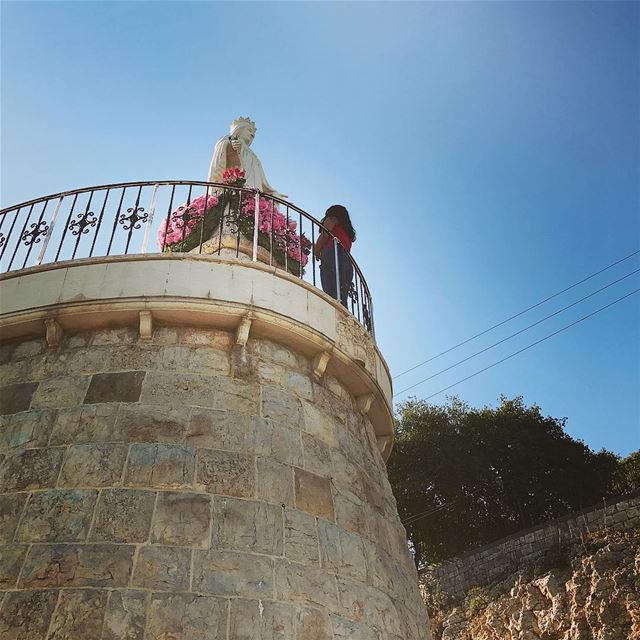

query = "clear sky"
[2, 1, 639, 456]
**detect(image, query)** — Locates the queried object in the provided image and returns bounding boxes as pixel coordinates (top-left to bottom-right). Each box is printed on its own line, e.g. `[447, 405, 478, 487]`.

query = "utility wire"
[401, 484, 488, 526]
[395, 287, 640, 401]
[394, 268, 640, 396]
[393, 248, 640, 380]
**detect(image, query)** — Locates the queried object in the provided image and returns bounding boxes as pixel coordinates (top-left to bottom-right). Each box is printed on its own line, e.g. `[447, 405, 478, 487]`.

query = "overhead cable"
[393, 248, 640, 380]
[394, 268, 640, 396]
[395, 287, 640, 400]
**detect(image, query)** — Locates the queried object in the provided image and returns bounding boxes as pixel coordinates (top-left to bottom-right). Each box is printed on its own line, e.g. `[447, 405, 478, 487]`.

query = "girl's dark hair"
[325, 204, 356, 242]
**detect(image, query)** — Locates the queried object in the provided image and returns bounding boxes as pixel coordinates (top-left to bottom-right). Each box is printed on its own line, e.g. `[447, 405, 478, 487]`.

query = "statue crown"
[231, 117, 256, 131]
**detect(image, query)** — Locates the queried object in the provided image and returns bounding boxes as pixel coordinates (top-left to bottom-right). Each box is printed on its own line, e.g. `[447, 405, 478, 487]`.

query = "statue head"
[230, 117, 256, 146]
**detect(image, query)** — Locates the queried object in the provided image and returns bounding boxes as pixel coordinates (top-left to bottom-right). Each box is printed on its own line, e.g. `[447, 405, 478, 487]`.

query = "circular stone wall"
[0, 325, 430, 640]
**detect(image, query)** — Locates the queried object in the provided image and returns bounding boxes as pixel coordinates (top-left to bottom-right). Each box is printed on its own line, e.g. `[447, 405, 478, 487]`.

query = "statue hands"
[230, 137, 243, 154]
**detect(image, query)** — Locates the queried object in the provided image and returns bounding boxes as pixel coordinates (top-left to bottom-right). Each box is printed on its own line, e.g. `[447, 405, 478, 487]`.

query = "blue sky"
[2, 1, 638, 456]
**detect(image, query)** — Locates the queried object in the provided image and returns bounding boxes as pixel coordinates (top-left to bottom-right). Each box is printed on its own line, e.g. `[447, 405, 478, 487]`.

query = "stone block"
[132, 545, 191, 591]
[114, 404, 189, 443]
[298, 607, 332, 640]
[255, 360, 288, 386]
[249, 417, 303, 467]
[159, 345, 191, 370]
[0, 409, 54, 452]
[318, 520, 366, 581]
[153, 326, 180, 345]
[91, 327, 138, 346]
[16, 489, 97, 543]
[196, 449, 255, 498]
[188, 346, 232, 375]
[146, 592, 228, 640]
[262, 387, 303, 425]
[49, 404, 118, 445]
[47, 589, 108, 640]
[186, 408, 251, 449]
[251, 338, 307, 370]
[0, 359, 29, 387]
[179, 327, 233, 349]
[331, 613, 379, 640]
[302, 433, 333, 476]
[228, 598, 298, 639]
[294, 468, 334, 521]
[90, 488, 156, 543]
[84, 371, 146, 404]
[0, 447, 64, 491]
[0, 492, 28, 543]
[211, 496, 283, 555]
[334, 491, 367, 537]
[102, 590, 148, 640]
[0, 544, 28, 589]
[257, 457, 295, 506]
[0, 382, 39, 415]
[301, 401, 339, 448]
[19, 544, 135, 589]
[0, 590, 59, 640]
[275, 559, 338, 610]
[125, 443, 195, 489]
[59, 443, 128, 487]
[140, 372, 259, 415]
[150, 491, 211, 547]
[31, 375, 90, 409]
[287, 371, 314, 401]
[13, 338, 47, 360]
[285, 509, 320, 566]
[193, 549, 274, 598]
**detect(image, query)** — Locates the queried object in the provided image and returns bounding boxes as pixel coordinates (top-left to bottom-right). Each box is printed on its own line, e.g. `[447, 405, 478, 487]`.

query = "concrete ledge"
[0, 254, 395, 459]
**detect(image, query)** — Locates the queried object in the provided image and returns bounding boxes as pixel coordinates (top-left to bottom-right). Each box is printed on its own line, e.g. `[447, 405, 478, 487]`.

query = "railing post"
[140, 184, 159, 254]
[252, 190, 260, 261]
[333, 237, 341, 304]
[35, 196, 64, 266]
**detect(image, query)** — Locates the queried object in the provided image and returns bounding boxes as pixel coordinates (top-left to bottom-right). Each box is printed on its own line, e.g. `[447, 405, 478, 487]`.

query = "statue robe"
[207, 137, 284, 198]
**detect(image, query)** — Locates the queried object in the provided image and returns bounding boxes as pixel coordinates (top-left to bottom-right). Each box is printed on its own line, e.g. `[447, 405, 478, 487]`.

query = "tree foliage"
[387, 396, 628, 569]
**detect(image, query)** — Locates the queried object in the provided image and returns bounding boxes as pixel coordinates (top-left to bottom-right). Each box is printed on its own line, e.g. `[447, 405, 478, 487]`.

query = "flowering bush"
[157, 181, 311, 271]
[240, 194, 311, 267]
[222, 166, 246, 187]
[157, 194, 219, 248]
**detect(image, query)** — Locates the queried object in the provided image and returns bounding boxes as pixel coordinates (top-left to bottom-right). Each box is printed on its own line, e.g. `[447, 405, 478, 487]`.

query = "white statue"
[207, 117, 286, 199]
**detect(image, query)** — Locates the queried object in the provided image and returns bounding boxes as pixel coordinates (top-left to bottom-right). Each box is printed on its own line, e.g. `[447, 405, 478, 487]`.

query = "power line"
[394, 268, 640, 396]
[401, 484, 488, 526]
[395, 287, 640, 401]
[393, 248, 640, 380]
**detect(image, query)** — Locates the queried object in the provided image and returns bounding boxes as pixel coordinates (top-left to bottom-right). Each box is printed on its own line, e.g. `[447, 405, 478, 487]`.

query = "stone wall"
[422, 490, 640, 602]
[0, 326, 430, 640]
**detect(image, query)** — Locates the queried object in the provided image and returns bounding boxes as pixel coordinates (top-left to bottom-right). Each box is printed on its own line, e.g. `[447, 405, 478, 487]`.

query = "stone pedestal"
[0, 254, 431, 640]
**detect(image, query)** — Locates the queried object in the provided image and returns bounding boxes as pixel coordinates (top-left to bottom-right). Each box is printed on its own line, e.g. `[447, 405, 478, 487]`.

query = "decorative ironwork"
[69, 210, 98, 236]
[118, 206, 148, 231]
[0, 180, 375, 337]
[363, 303, 372, 334]
[21, 221, 49, 246]
[348, 282, 359, 305]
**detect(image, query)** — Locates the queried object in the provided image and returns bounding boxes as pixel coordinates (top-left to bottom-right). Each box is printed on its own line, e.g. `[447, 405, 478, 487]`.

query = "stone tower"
[0, 184, 431, 639]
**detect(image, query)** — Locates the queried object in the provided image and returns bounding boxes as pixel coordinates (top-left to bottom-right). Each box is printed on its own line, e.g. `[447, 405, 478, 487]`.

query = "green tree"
[614, 450, 640, 494]
[387, 396, 621, 569]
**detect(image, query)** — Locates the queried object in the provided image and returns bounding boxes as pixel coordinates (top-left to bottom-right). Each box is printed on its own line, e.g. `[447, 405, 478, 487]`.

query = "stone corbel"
[311, 350, 332, 380]
[376, 435, 393, 458]
[139, 311, 154, 340]
[44, 318, 64, 348]
[356, 393, 375, 416]
[235, 314, 254, 347]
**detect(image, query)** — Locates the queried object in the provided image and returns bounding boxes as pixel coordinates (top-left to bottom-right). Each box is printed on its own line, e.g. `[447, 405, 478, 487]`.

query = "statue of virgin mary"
[207, 117, 287, 199]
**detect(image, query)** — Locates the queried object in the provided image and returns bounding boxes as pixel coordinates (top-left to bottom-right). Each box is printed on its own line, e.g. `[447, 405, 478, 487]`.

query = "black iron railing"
[0, 181, 375, 336]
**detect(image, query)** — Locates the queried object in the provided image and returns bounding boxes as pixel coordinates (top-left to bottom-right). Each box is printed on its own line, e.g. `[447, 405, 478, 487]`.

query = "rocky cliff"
[428, 528, 639, 640]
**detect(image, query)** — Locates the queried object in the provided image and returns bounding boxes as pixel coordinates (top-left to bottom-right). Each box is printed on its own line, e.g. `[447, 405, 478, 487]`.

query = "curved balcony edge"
[0, 253, 395, 459]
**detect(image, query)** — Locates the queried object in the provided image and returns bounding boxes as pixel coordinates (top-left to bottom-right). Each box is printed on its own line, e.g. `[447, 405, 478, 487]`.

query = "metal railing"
[0, 181, 375, 336]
